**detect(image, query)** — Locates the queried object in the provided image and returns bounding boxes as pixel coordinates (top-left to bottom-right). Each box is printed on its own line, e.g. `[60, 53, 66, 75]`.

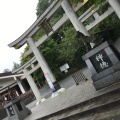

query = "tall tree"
[36, 0, 54, 17]
[12, 62, 20, 71]
[3, 69, 11, 73]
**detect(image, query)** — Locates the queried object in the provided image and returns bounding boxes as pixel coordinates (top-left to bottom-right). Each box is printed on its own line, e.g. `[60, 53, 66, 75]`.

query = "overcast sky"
[0, 0, 38, 73]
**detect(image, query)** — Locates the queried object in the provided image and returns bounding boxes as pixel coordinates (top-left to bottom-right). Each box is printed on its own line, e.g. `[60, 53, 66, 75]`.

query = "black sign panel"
[7, 105, 15, 116]
[90, 50, 113, 73]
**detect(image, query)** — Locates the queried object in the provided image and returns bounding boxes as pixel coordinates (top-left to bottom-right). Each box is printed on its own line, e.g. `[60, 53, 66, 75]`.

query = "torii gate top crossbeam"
[8, 0, 61, 49]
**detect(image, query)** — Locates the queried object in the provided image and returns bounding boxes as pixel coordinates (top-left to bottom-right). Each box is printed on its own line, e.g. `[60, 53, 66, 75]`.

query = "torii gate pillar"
[108, 0, 120, 19]
[61, 0, 95, 48]
[23, 69, 45, 105]
[27, 37, 60, 92]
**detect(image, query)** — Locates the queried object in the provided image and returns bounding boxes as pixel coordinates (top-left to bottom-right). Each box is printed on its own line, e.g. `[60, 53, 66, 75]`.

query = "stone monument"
[82, 41, 120, 90]
[4, 87, 31, 120]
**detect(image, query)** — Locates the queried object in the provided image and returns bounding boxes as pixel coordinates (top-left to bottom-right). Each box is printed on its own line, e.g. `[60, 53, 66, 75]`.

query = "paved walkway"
[24, 77, 120, 120]
[26, 67, 91, 110]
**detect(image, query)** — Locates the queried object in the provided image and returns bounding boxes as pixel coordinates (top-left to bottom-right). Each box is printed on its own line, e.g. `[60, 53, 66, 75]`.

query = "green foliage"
[58, 27, 80, 63]
[49, 7, 65, 26]
[12, 62, 20, 71]
[89, 13, 120, 34]
[39, 38, 63, 78]
[89, 13, 120, 42]
[32, 68, 46, 86]
[20, 44, 34, 65]
[69, 0, 83, 5]
[36, 0, 54, 17]
[33, 68, 43, 81]
[38, 24, 86, 78]
[77, 1, 93, 16]
[20, 53, 34, 65]
[83, 16, 95, 26]
[32, 29, 45, 42]
[97, 2, 110, 15]
[24, 45, 30, 52]
[50, 15, 63, 26]
[3, 69, 11, 73]
[58, 26, 86, 67]
[72, 0, 110, 17]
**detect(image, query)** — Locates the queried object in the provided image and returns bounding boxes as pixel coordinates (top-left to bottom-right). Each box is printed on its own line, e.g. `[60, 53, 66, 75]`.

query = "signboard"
[90, 50, 113, 73]
[7, 105, 15, 116]
[44, 73, 55, 91]
[60, 63, 69, 73]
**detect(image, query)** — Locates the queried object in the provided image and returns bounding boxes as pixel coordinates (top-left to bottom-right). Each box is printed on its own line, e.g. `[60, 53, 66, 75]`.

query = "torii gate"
[8, 0, 120, 105]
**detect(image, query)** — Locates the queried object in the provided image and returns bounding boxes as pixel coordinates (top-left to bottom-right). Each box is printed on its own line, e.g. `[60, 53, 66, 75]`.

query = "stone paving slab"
[24, 78, 120, 120]
[78, 108, 120, 120]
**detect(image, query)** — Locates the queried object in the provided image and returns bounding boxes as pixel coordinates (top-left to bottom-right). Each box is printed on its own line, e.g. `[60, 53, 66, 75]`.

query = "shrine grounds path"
[24, 70, 120, 120]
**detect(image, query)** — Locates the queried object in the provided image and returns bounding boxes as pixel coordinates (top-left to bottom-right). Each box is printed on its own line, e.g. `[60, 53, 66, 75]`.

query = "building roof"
[0, 72, 14, 77]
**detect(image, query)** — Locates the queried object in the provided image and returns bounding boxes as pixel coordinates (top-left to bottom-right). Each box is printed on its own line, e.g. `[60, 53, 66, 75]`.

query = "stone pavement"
[26, 67, 91, 110]
[24, 77, 120, 120]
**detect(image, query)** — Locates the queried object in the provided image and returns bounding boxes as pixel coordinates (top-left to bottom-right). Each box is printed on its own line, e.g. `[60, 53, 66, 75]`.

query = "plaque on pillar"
[82, 41, 120, 90]
[44, 73, 61, 92]
[44, 73, 55, 91]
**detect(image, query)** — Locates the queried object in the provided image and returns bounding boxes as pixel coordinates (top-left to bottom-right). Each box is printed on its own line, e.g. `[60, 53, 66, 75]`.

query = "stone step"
[77, 108, 120, 120]
[37, 88, 120, 120]
[59, 96, 120, 120]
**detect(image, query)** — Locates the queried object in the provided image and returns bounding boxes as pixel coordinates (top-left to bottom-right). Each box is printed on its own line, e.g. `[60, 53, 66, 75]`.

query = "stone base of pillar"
[36, 98, 46, 105]
[57, 88, 66, 93]
[51, 92, 59, 98]
[51, 88, 66, 98]
[52, 82, 61, 92]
